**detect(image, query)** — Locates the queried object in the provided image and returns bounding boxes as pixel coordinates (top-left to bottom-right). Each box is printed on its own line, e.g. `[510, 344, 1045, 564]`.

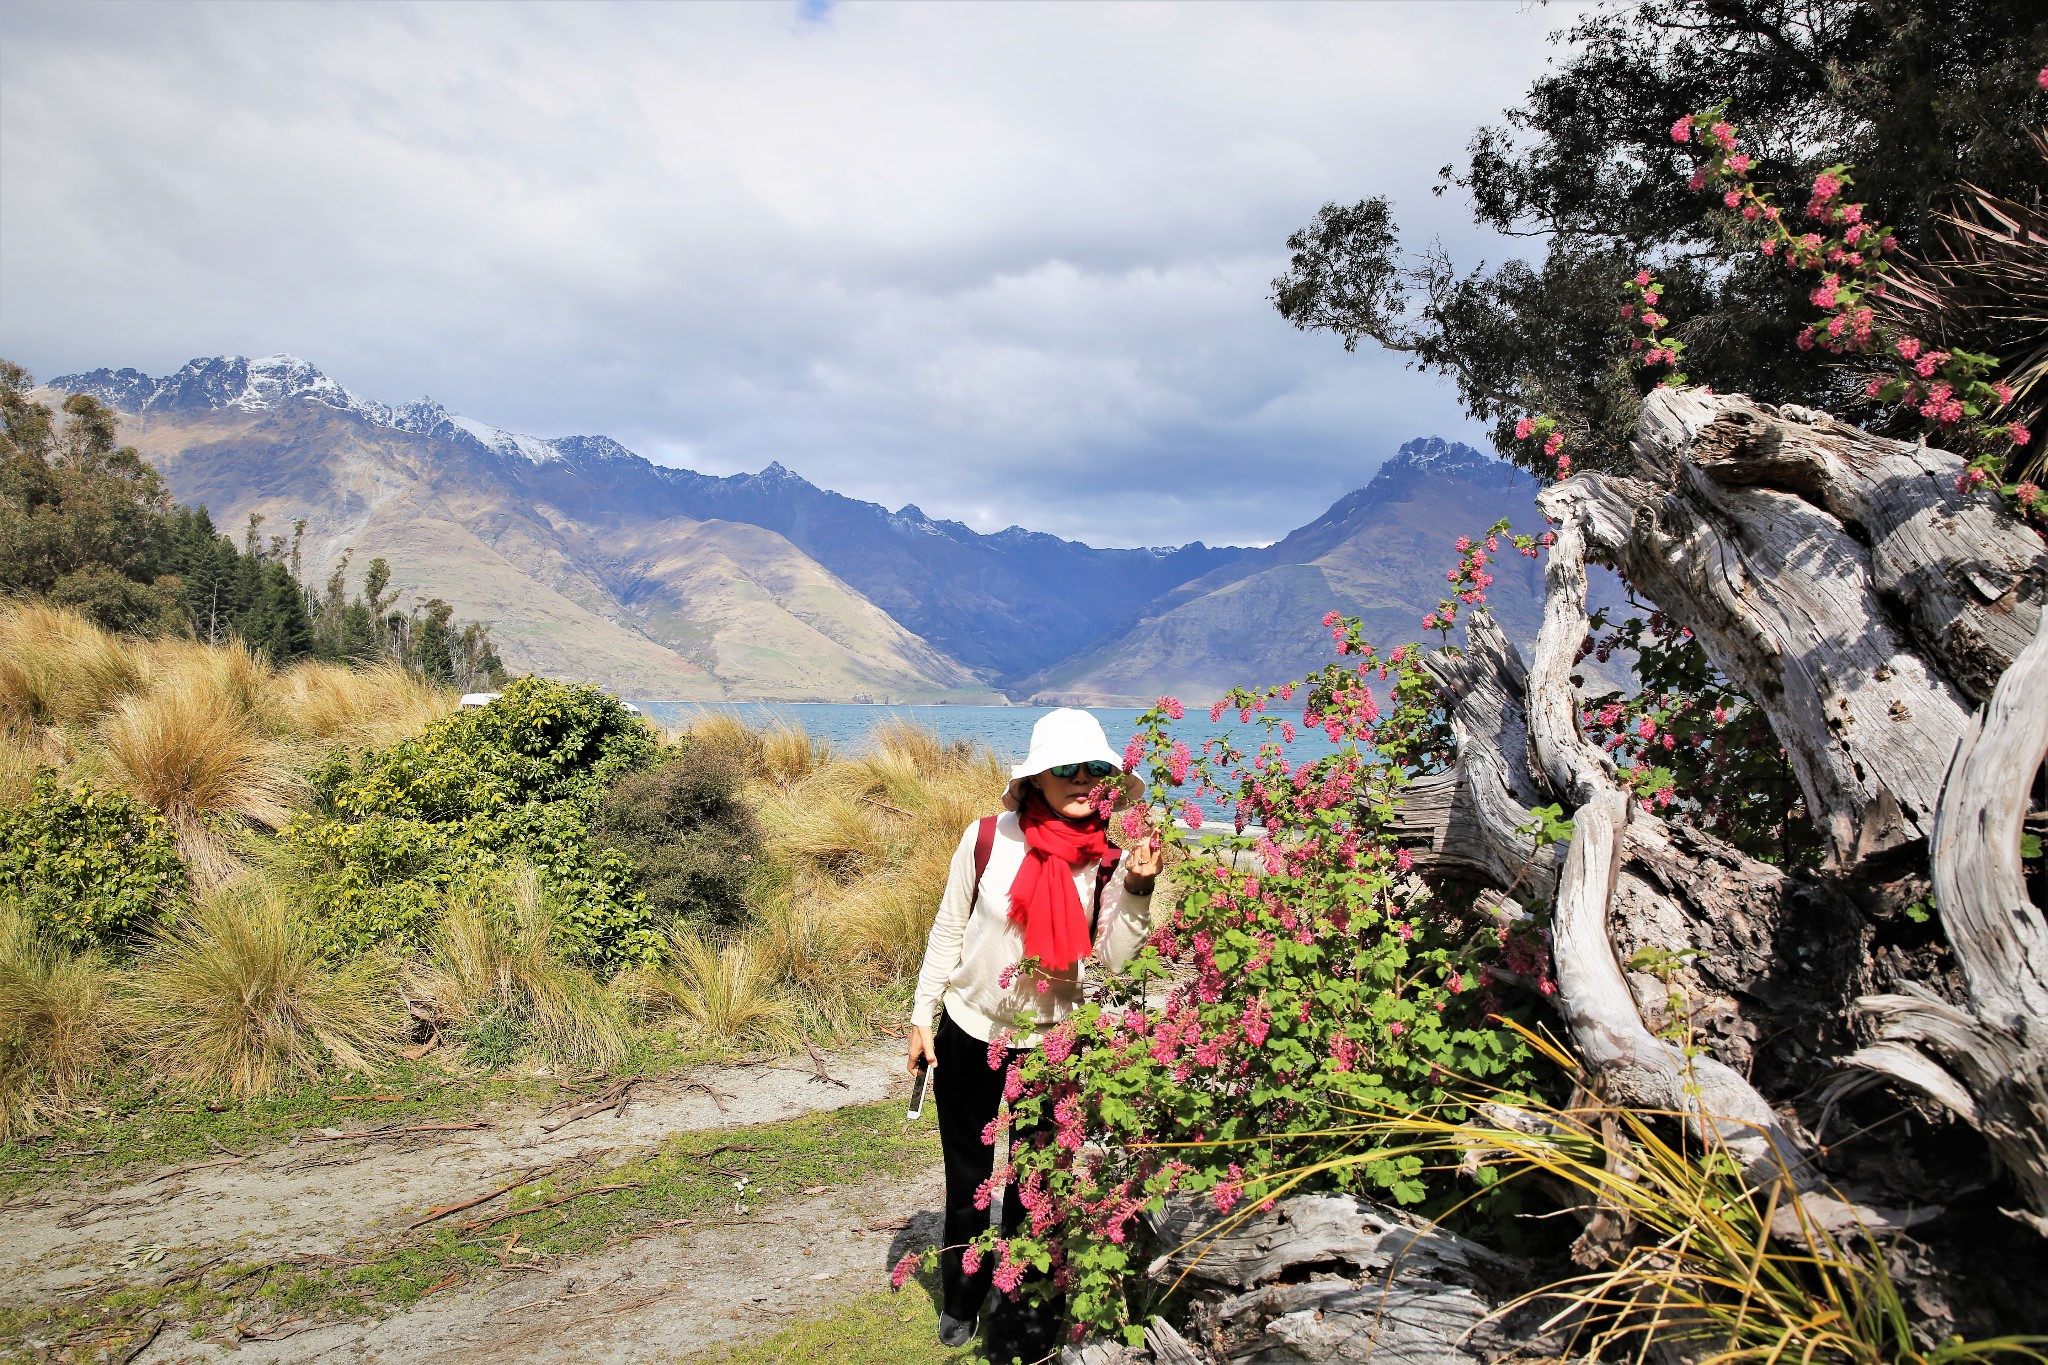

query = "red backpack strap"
[967, 814, 998, 916]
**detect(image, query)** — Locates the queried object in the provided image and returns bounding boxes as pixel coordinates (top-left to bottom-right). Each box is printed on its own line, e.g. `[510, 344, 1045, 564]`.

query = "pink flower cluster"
[1674, 102, 2034, 509]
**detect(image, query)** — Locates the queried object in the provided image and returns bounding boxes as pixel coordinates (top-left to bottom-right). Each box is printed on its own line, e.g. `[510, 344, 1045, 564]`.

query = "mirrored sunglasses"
[1046, 760, 1120, 781]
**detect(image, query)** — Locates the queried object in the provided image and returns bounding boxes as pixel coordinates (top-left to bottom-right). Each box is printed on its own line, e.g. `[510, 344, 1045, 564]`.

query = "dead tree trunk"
[1399, 388, 2048, 1228]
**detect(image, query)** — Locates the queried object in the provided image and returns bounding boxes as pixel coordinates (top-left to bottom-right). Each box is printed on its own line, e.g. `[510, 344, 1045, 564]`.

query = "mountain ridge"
[48, 353, 1565, 706]
[56, 355, 1251, 683]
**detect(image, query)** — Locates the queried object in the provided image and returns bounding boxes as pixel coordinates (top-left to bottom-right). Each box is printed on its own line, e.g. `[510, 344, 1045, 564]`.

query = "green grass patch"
[0, 1026, 779, 1201]
[687, 1282, 987, 1365]
[2, 1097, 941, 1353]
[0, 1058, 556, 1201]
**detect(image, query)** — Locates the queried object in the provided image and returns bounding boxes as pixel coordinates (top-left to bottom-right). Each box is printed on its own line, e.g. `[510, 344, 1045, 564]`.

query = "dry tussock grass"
[734, 717, 1006, 1032]
[622, 926, 799, 1050]
[277, 660, 453, 746]
[123, 877, 402, 1096]
[407, 867, 630, 1072]
[678, 710, 763, 768]
[758, 723, 829, 788]
[95, 669, 304, 880]
[0, 603, 148, 729]
[0, 902, 116, 1137]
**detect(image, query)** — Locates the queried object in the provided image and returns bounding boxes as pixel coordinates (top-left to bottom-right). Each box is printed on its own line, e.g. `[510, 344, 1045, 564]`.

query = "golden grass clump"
[0, 725, 66, 808]
[623, 926, 799, 1051]
[1251, 1021, 2045, 1365]
[758, 723, 829, 788]
[680, 710, 764, 769]
[276, 659, 454, 746]
[138, 635, 280, 731]
[0, 602, 148, 729]
[407, 867, 629, 1072]
[0, 902, 117, 1137]
[833, 843, 956, 979]
[743, 718, 1007, 1025]
[94, 666, 304, 878]
[123, 878, 402, 1097]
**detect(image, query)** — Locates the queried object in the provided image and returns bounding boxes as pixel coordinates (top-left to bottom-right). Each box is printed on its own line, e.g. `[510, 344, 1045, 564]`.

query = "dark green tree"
[1, 362, 183, 630]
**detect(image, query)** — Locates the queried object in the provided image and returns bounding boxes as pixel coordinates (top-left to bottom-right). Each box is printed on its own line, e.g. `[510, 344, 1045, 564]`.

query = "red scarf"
[1009, 791, 1112, 972]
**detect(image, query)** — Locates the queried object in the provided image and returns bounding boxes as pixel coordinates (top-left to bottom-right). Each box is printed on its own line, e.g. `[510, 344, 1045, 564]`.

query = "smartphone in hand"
[907, 1056, 932, 1120]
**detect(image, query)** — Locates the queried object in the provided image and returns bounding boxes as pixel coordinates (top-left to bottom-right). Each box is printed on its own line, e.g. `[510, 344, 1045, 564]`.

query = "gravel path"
[2, 1045, 949, 1364]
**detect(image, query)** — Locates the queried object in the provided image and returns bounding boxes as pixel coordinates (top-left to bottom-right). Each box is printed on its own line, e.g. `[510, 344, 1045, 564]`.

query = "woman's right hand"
[907, 1024, 937, 1076]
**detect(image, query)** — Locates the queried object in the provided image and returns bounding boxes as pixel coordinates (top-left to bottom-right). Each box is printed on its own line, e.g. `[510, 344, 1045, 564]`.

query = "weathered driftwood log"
[1399, 606, 1860, 1099]
[1138, 1193, 1534, 1365]
[1845, 616, 2048, 1231]
[1144, 1192, 1522, 1293]
[1525, 513, 1819, 1190]
[1551, 389, 2045, 866]
[1399, 389, 2046, 1225]
[1532, 389, 2048, 1227]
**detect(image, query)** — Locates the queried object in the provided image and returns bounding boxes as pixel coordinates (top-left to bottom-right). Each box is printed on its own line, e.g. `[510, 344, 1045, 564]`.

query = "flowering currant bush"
[900, 577, 1551, 1343]
[1673, 104, 2040, 520]
[1576, 607, 1817, 868]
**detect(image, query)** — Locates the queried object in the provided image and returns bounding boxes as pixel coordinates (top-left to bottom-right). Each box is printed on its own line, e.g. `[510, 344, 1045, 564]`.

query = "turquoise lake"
[628, 701, 1346, 769]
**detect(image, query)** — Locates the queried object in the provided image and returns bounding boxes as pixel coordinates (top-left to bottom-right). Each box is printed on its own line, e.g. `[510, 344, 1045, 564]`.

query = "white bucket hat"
[1012, 707, 1124, 781]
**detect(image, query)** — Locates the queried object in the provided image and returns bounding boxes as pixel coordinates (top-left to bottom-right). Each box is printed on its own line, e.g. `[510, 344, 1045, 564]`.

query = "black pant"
[933, 1013, 1060, 1356]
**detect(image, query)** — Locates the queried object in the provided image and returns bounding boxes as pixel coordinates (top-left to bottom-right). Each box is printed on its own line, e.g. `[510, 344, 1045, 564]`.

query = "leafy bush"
[933, 615, 1547, 1339]
[283, 678, 660, 969]
[0, 771, 186, 949]
[590, 744, 761, 932]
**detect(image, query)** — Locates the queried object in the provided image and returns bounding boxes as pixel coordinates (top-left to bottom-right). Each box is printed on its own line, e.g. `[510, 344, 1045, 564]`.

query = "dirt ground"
[3, 1045, 951, 1364]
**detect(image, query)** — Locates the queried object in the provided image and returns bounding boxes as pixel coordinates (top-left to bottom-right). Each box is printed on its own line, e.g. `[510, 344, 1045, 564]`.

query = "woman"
[907, 707, 1162, 1358]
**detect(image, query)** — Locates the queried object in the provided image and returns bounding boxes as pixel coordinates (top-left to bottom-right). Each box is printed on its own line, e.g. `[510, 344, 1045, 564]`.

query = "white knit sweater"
[910, 811, 1153, 1046]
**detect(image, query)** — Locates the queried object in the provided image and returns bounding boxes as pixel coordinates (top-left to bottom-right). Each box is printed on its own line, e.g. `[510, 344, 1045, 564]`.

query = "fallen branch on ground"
[539, 1077, 641, 1134]
[303, 1121, 488, 1143]
[406, 1163, 560, 1230]
[802, 1041, 849, 1088]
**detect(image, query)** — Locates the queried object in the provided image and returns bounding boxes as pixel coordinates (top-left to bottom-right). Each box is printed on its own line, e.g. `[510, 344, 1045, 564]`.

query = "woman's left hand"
[1123, 832, 1163, 896]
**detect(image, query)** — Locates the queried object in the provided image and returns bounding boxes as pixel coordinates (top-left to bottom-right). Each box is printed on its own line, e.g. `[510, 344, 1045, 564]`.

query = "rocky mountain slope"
[47, 356, 1571, 705]
[1022, 439, 1569, 705]
[51, 358, 989, 701]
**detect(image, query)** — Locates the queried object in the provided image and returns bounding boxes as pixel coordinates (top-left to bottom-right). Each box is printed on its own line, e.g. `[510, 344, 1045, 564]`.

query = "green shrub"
[281, 679, 660, 970]
[0, 771, 186, 949]
[590, 744, 761, 932]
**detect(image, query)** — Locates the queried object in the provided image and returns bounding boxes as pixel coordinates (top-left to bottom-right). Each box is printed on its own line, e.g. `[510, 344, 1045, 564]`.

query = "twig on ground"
[237, 1318, 324, 1342]
[539, 1077, 640, 1134]
[674, 1079, 733, 1113]
[141, 1154, 245, 1185]
[305, 1121, 488, 1143]
[155, 1254, 228, 1288]
[802, 1041, 850, 1088]
[406, 1163, 560, 1230]
[112, 1318, 163, 1365]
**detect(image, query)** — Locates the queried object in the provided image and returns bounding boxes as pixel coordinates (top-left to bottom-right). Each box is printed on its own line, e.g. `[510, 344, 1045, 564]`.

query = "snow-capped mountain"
[52, 354, 616, 469]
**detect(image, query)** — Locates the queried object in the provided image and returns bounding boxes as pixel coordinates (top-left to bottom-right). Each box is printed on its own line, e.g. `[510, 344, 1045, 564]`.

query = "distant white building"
[457, 691, 640, 714]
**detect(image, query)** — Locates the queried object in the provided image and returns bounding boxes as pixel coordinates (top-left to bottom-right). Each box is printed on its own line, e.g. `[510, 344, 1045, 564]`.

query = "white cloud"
[0, 0, 1573, 546]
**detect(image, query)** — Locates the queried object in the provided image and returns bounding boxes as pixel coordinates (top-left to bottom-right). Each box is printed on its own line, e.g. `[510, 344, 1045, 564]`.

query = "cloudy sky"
[1, 1, 1573, 548]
